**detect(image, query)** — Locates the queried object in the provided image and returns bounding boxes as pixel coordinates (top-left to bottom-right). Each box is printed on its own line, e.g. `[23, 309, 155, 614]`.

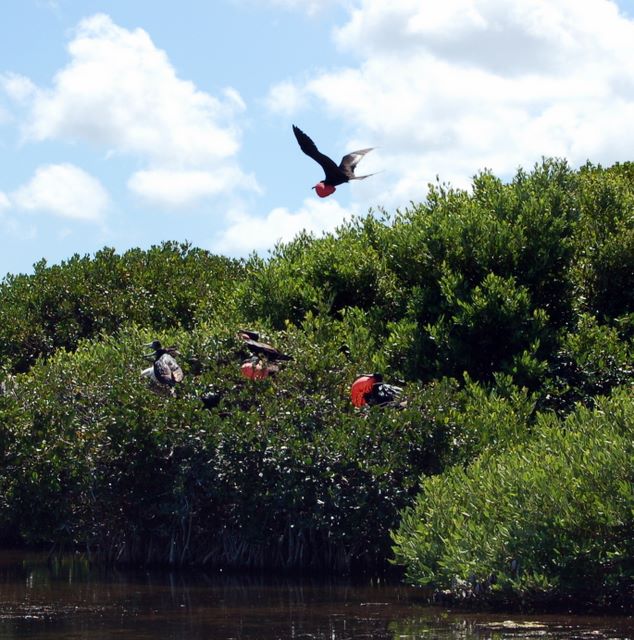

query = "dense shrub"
[241, 159, 633, 390]
[0, 242, 243, 373]
[0, 322, 474, 569]
[0, 158, 632, 594]
[392, 390, 634, 605]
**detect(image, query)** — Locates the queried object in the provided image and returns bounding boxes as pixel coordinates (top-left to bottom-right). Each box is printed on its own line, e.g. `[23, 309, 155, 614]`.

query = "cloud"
[6, 14, 252, 208]
[12, 163, 109, 221]
[212, 197, 352, 255]
[0, 191, 10, 211]
[265, 80, 308, 115]
[1, 72, 37, 104]
[269, 0, 634, 201]
[23, 14, 242, 164]
[128, 167, 260, 208]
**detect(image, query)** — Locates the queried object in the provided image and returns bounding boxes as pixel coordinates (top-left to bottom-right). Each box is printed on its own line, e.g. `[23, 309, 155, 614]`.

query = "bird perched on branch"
[237, 330, 292, 362]
[292, 125, 376, 197]
[240, 355, 280, 380]
[200, 386, 223, 410]
[142, 340, 184, 391]
[350, 373, 405, 408]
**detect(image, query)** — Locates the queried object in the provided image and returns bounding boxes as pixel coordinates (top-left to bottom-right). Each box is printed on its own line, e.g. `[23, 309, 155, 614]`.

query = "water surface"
[1, 551, 633, 639]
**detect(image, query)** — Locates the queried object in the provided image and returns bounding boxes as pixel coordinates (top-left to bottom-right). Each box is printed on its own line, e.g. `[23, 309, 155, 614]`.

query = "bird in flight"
[292, 125, 375, 197]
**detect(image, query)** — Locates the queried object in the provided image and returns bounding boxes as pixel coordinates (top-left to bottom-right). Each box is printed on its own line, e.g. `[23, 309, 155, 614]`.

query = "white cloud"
[270, 0, 634, 202]
[12, 163, 109, 222]
[128, 167, 260, 208]
[0, 191, 10, 211]
[1, 72, 37, 103]
[213, 197, 352, 255]
[6, 13, 252, 208]
[265, 80, 308, 115]
[22, 14, 242, 164]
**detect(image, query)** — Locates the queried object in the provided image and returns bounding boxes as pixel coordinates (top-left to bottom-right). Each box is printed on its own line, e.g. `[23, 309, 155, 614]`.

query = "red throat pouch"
[315, 182, 336, 197]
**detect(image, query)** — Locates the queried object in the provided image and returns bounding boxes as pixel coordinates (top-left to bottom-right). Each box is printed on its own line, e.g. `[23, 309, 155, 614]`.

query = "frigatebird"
[143, 340, 184, 387]
[200, 386, 222, 410]
[350, 372, 405, 408]
[237, 330, 292, 362]
[241, 355, 280, 380]
[292, 125, 375, 197]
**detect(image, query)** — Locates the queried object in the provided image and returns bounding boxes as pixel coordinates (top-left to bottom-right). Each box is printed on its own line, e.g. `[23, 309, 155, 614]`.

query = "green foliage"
[0, 157, 633, 598]
[426, 272, 548, 381]
[0, 322, 468, 569]
[392, 390, 634, 605]
[240, 220, 401, 329]
[0, 242, 243, 373]
[239, 158, 634, 390]
[573, 162, 634, 320]
[541, 313, 633, 414]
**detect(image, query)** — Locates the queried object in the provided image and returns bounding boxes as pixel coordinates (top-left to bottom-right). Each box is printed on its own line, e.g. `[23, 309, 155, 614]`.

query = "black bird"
[143, 340, 184, 387]
[237, 330, 292, 362]
[200, 386, 222, 410]
[292, 125, 375, 197]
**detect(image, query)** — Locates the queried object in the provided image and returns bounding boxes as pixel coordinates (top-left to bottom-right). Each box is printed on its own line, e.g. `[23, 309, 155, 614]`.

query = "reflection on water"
[0, 551, 633, 640]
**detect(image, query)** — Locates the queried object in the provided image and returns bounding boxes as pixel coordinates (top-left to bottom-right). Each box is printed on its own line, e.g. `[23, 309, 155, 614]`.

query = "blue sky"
[2, 0, 634, 278]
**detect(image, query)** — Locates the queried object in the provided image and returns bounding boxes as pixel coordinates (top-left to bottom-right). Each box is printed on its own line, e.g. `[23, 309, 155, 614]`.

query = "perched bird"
[238, 329, 260, 341]
[237, 330, 292, 362]
[292, 125, 375, 197]
[200, 386, 223, 410]
[241, 356, 279, 380]
[143, 340, 184, 388]
[351, 373, 380, 408]
[350, 372, 405, 408]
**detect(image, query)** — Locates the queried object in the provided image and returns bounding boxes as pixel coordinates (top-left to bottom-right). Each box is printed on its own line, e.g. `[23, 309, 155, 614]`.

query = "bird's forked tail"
[349, 171, 381, 181]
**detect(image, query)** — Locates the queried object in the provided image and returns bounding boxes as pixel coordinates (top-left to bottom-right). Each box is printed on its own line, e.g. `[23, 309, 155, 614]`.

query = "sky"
[2, 0, 634, 278]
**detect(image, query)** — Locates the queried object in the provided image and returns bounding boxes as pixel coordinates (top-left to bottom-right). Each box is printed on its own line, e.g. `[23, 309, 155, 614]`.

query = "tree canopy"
[0, 159, 632, 606]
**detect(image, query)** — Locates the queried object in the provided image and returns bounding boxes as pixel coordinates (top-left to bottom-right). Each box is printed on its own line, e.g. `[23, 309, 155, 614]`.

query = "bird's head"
[313, 182, 336, 198]
[143, 340, 162, 358]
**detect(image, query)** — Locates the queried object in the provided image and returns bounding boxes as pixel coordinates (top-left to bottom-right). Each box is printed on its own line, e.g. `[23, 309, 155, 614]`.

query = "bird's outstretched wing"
[339, 148, 374, 179]
[293, 125, 345, 184]
[242, 337, 292, 362]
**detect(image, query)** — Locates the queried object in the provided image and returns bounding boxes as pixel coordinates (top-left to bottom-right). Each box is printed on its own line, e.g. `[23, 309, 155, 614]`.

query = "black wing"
[339, 148, 374, 180]
[238, 329, 260, 341]
[293, 125, 346, 184]
[242, 337, 292, 362]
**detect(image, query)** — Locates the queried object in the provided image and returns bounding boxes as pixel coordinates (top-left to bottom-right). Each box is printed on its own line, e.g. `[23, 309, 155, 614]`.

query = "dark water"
[1, 551, 633, 640]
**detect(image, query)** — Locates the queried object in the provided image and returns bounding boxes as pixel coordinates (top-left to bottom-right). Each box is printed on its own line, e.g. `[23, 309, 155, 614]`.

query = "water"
[1, 551, 633, 639]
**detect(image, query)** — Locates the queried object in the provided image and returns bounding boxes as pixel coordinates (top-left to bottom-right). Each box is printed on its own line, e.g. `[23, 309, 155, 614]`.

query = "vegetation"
[393, 390, 634, 607]
[0, 242, 242, 373]
[0, 159, 632, 607]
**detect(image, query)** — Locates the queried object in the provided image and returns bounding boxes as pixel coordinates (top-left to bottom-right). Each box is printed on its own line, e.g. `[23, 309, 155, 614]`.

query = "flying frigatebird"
[292, 125, 375, 197]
